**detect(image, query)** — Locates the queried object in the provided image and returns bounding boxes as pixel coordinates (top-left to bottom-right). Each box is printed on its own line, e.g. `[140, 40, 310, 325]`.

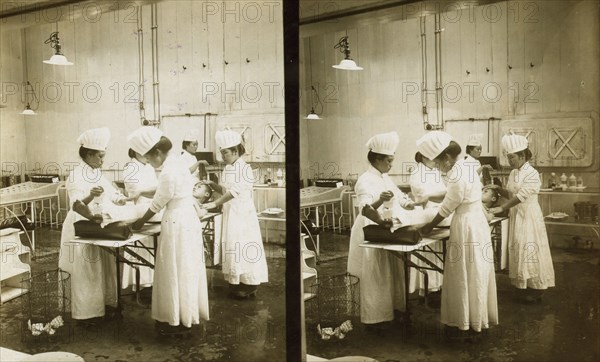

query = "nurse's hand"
[489, 206, 503, 215]
[379, 218, 394, 229]
[131, 219, 145, 230]
[89, 214, 103, 224]
[201, 201, 217, 210]
[114, 197, 127, 206]
[90, 186, 104, 197]
[404, 201, 415, 210]
[420, 223, 434, 235]
[379, 191, 394, 202]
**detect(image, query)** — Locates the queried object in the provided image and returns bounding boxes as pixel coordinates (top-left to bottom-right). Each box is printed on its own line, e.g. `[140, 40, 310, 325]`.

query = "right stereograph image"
[298, 1, 599, 361]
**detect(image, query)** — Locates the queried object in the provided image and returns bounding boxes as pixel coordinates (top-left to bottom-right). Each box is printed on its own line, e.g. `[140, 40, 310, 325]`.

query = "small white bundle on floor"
[317, 320, 353, 340]
[27, 315, 64, 336]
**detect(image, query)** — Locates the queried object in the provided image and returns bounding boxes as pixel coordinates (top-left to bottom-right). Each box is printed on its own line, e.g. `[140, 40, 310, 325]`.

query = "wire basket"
[20, 269, 71, 342]
[307, 273, 360, 328]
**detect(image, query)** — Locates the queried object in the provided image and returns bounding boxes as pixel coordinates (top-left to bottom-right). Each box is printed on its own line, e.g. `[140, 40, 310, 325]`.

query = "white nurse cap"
[77, 127, 111, 151]
[127, 126, 164, 155]
[365, 131, 400, 156]
[501, 134, 528, 154]
[216, 130, 242, 149]
[416, 131, 453, 160]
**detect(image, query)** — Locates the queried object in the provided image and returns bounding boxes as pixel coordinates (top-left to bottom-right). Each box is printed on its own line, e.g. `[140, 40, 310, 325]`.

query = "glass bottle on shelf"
[560, 173, 568, 190]
[568, 173, 577, 189]
[548, 172, 557, 189]
[576, 176, 584, 188]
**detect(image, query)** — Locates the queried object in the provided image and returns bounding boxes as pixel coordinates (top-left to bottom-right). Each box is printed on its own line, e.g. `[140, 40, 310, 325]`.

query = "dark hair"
[147, 136, 173, 156]
[224, 143, 246, 156]
[487, 188, 499, 200]
[514, 148, 533, 161]
[182, 141, 195, 149]
[433, 141, 462, 162]
[79, 146, 102, 160]
[128, 148, 136, 159]
[414, 152, 423, 163]
[466, 145, 477, 155]
[367, 151, 389, 164]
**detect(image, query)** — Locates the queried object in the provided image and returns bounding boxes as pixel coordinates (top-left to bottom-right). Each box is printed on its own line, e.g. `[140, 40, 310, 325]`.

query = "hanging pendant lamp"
[332, 36, 363, 71]
[43, 25, 74, 65]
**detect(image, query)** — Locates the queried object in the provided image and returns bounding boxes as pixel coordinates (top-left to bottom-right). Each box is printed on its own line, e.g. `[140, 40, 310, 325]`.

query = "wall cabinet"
[218, 114, 285, 163]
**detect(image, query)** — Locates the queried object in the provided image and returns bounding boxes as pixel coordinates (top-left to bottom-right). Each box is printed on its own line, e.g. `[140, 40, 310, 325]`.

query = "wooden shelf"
[0, 286, 29, 303]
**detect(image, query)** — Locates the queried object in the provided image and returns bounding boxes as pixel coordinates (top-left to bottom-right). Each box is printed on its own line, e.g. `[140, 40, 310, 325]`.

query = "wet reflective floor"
[306, 231, 599, 362]
[0, 227, 286, 361]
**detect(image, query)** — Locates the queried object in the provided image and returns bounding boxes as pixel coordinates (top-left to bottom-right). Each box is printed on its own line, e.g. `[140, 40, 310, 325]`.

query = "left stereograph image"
[0, 1, 286, 361]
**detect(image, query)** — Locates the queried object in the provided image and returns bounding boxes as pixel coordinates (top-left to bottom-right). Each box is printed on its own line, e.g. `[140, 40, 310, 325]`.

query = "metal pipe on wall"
[420, 16, 429, 129]
[151, 3, 161, 124]
[434, 12, 443, 130]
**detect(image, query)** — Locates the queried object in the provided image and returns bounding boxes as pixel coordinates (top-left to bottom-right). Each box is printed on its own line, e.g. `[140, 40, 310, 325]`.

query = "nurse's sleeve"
[123, 161, 141, 196]
[66, 170, 87, 203]
[354, 178, 374, 209]
[515, 167, 540, 202]
[410, 173, 428, 204]
[439, 169, 465, 218]
[227, 163, 254, 197]
[150, 172, 176, 213]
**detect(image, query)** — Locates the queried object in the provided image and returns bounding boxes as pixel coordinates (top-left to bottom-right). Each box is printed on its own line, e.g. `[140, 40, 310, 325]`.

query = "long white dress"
[58, 163, 122, 319]
[438, 161, 498, 331]
[506, 162, 555, 289]
[149, 154, 209, 326]
[121, 158, 161, 289]
[408, 162, 447, 294]
[220, 158, 268, 285]
[180, 151, 200, 182]
[347, 165, 413, 324]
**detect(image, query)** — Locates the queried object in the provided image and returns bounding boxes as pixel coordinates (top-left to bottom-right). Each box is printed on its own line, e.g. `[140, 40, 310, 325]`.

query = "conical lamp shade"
[43, 54, 73, 66]
[332, 58, 363, 70]
[304, 112, 322, 120]
[21, 105, 36, 115]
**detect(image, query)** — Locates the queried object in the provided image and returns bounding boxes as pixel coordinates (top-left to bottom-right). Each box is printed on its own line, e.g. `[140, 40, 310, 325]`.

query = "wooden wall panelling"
[540, 1, 563, 114]
[240, 10, 260, 111]
[558, 4, 579, 112]
[506, 0, 525, 117]
[458, 7, 477, 119]
[441, 8, 464, 120]
[175, 1, 194, 113]
[522, 0, 543, 115]
[490, 1, 508, 119]
[157, 3, 179, 114]
[222, 7, 242, 113]
[475, 6, 494, 119]
[191, 2, 210, 113]
[577, 0, 600, 113]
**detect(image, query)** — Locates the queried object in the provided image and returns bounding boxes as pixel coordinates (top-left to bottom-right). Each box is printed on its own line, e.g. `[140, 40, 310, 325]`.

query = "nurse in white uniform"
[489, 135, 555, 303]
[58, 127, 127, 324]
[419, 131, 498, 337]
[121, 148, 163, 292]
[129, 127, 209, 335]
[408, 150, 447, 296]
[179, 129, 204, 182]
[347, 131, 415, 327]
[200, 130, 268, 299]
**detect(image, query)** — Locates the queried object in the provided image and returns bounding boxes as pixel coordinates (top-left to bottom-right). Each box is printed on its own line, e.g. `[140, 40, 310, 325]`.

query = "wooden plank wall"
[299, 0, 600, 186]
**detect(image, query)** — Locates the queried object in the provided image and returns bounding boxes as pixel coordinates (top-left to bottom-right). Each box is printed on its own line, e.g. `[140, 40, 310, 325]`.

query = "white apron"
[438, 162, 498, 331]
[149, 155, 209, 326]
[506, 163, 555, 289]
[220, 158, 268, 285]
[58, 164, 122, 319]
[408, 163, 447, 294]
[347, 166, 408, 324]
[180, 151, 200, 183]
[121, 159, 161, 289]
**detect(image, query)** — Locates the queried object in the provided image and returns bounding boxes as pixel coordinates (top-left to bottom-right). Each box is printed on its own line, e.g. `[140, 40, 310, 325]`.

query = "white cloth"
[416, 131, 453, 160]
[408, 162, 448, 294]
[77, 127, 110, 151]
[347, 165, 409, 324]
[128, 127, 163, 155]
[180, 151, 200, 182]
[506, 162, 555, 289]
[183, 129, 200, 142]
[220, 158, 268, 285]
[58, 163, 123, 319]
[216, 130, 242, 149]
[149, 154, 209, 326]
[365, 131, 399, 156]
[502, 134, 528, 154]
[121, 159, 161, 289]
[438, 161, 498, 332]
[460, 154, 483, 181]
